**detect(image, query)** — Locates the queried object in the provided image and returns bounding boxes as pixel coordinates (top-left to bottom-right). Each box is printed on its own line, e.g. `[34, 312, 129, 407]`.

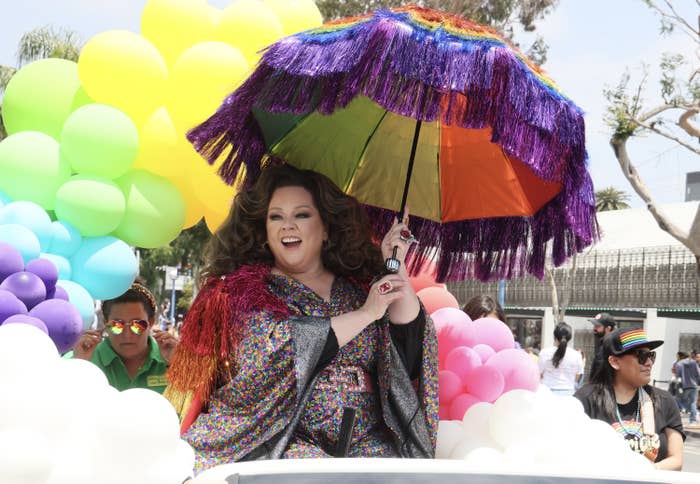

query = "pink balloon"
[485, 348, 540, 392]
[449, 393, 480, 420]
[439, 405, 450, 421]
[439, 370, 463, 407]
[408, 260, 444, 293]
[472, 317, 514, 352]
[417, 286, 458, 315]
[466, 365, 505, 402]
[445, 346, 482, 384]
[473, 343, 496, 363]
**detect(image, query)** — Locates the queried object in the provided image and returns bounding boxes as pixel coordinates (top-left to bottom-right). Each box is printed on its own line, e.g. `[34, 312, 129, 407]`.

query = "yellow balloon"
[167, 41, 250, 135]
[209, 5, 222, 28]
[263, 0, 324, 35]
[167, 174, 204, 229]
[141, 0, 216, 67]
[215, 0, 284, 65]
[133, 107, 187, 178]
[204, 206, 228, 233]
[78, 31, 167, 124]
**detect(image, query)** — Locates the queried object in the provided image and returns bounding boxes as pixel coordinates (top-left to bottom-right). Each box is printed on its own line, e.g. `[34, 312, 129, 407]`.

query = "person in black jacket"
[588, 312, 616, 381]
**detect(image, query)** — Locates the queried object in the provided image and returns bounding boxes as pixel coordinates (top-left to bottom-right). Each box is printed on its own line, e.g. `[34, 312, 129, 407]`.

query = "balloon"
[39, 253, 72, 280]
[47, 285, 69, 301]
[0, 201, 53, 250]
[408, 260, 444, 293]
[416, 286, 459, 314]
[186, 150, 240, 231]
[70, 236, 137, 300]
[461, 402, 495, 442]
[141, 0, 216, 67]
[449, 393, 481, 420]
[435, 420, 464, 458]
[55, 175, 126, 237]
[56, 280, 95, 328]
[0, 131, 69, 209]
[0, 242, 24, 283]
[113, 170, 186, 248]
[466, 365, 505, 403]
[431, 306, 471, 332]
[438, 370, 462, 407]
[47, 220, 82, 258]
[485, 349, 540, 392]
[0, 189, 9, 204]
[29, 299, 83, 353]
[0, 323, 59, 378]
[215, 0, 283, 65]
[445, 346, 482, 383]
[0, 224, 40, 263]
[489, 390, 539, 449]
[167, 175, 205, 229]
[78, 30, 168, 123]
[132, 108, 185, 178]
[2, 314, 49, 335]
[263, 0, 323, 35]
[473, 343, 496, 364]
[1, 58, 83, 139]
[60, 104, 139, 179]
[471, 317, 515, 352]
[0, 271, 46, 309]
[204, 206, 228, 233]
[25, 258, 58, 291]
[0, 289, 28, 324]
[437, 323, 477, 369]
[0, 430, 52, 484]
[167, 41, 249, 134]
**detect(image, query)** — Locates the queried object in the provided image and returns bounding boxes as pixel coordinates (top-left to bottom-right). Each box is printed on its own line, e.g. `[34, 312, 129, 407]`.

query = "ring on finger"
[398, 228, 418, 245]
[377, 281, 393, 295]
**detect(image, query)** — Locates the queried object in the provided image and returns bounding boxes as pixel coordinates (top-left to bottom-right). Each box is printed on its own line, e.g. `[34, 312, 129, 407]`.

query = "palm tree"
[595, 186, 632, 212]
[0, 26, 82, 140]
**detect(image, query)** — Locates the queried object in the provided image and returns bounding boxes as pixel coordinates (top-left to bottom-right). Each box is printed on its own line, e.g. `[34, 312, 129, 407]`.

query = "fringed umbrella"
[187, 5, 597, 282]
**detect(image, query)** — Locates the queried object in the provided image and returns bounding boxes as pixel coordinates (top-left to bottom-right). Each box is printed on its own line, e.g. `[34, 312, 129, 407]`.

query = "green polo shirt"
[91, 336, 169, 394]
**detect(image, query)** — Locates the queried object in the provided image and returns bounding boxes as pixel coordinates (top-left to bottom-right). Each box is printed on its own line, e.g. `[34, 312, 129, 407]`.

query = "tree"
[595, 187, 632, 212]
[0, 26, 82, 140]
[605, 0, 700, 269]
[315, 0, 559, 64]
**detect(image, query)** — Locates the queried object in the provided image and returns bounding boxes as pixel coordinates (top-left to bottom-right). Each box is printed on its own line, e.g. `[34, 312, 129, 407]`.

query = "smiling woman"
[164, 164, 438, 474]
[575, 328, 685, 470]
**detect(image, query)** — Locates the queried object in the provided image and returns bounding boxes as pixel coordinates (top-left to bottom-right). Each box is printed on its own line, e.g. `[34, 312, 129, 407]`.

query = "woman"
[165, 164, 438, 472]
[574, 328, 684, 470]
[462, 295, 506, 322]
[538, 322, 583, 396]
[73, 282, 178, 393]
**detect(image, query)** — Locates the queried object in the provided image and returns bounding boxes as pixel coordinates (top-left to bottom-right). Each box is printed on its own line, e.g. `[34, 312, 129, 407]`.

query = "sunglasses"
[624, 349, 656, 364]
[106, 319, 149, 335]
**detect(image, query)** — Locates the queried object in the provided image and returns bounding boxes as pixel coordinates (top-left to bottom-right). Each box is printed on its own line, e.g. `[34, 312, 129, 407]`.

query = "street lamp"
[168, 267, 178, 326]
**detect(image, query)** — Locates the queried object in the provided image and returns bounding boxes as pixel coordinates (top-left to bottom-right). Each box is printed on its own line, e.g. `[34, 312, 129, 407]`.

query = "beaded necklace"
[615, 387, 641, 435]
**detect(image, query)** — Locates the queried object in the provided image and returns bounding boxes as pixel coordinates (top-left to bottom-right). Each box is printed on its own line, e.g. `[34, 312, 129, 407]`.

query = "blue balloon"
[0, 224, 41, 263]
[56, 279, 95, 329]
[0, 189, 10, 205]
[39, 252, 72, 280]
[70, 236, 137, 300]
[0, 201, 53, 250]
[47, 220, 82, 258]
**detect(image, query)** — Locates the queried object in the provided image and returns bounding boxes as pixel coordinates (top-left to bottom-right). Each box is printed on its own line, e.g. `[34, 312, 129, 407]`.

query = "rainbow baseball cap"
[603, 328, 664, 356]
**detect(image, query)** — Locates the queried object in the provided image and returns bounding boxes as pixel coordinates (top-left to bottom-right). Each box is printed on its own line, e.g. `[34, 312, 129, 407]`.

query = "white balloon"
[490, 390, 539, 448]
[449, 433, 500, 459]
[436, 420, 464, 458]
[463, 447, 504, 470]
[461, 402, 493, 441]
[0, 430, 52, 484]
[144, 440, 196, 484]
[0, 323, 58, 384]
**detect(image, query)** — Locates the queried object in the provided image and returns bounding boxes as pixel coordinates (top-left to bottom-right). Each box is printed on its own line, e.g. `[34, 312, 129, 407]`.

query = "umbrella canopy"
[188, 6, 597, 282]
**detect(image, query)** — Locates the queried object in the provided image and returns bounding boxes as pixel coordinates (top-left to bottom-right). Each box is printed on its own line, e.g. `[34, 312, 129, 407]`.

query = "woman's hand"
[380, 209, 416, 275]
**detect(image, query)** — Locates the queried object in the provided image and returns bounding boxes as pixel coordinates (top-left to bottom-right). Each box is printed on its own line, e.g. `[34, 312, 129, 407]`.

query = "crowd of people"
[63, 164, 688, 475]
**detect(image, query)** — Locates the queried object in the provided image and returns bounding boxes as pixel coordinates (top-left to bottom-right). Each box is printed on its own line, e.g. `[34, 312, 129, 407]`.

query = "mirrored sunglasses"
[625, 349, 656, 364]
[106, 319, 149, 335]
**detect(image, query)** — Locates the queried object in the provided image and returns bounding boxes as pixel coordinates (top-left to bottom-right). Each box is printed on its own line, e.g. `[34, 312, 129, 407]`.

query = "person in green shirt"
[73, 282, 179, 394]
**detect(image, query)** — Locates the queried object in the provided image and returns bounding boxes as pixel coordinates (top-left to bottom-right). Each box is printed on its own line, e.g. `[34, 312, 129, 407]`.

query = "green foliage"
[595, 187, 631, 212]
[603, 69, 645, 140]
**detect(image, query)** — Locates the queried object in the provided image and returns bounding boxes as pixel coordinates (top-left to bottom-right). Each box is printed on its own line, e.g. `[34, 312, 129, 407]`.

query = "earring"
[262, 241, 269, 250]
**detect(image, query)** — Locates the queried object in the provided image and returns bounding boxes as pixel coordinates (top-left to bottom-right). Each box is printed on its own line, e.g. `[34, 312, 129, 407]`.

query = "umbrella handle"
[385, 246, 400, 273]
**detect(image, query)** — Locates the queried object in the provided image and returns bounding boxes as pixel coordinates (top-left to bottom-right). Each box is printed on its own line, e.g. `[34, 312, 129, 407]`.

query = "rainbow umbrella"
[188, 6, 597, 282]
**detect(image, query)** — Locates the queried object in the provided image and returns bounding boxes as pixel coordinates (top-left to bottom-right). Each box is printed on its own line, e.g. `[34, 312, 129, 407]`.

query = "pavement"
[681, 414, 700, 438]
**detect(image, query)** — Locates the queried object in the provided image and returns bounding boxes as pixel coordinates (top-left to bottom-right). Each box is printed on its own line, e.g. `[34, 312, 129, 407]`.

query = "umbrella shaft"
[398, 120, 422, 221]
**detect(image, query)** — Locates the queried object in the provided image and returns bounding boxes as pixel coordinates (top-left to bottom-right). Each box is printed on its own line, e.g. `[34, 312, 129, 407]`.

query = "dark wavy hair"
[463, 295, 506, 323]
[587, 331, 660, 421]
[202, 164, 384, 282]
[552, 322, 572, 369]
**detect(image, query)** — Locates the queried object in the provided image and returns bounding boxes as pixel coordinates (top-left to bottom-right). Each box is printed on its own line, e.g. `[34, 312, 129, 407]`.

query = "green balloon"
[55, 175, 126, 236]
[113, 170, 185, 248]
[60, 103, 138, 179]
[0, 131, 70, 209]
[2, 58, 85, 139]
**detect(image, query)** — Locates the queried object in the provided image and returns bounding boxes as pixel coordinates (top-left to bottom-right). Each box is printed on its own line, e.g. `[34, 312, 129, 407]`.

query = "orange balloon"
[416, 286, 459, 315]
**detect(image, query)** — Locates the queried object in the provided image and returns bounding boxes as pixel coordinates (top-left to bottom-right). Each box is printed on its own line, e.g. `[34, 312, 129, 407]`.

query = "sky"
[0, 0, 697, 209]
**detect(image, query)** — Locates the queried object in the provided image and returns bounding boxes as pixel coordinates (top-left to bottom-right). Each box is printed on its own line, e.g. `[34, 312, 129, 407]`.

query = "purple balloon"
[0, 288, 28, 324]
[47, 285, 69, 301]
[29, 299, 82, 353]
[2, 314, 49, 335]
[0, 242, 24, 284]
[0, 271, 46, 309]
[25, 258, 58, 291]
